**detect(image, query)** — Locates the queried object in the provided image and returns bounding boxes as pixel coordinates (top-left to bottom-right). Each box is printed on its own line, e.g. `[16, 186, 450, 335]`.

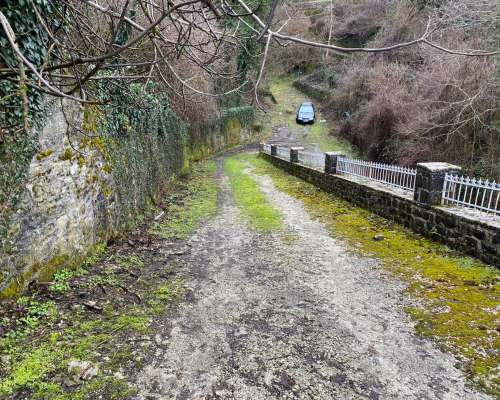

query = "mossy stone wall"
[292, 79, 329, 102]
[0, 100, 257, 297]
[189, 106, 256, 161]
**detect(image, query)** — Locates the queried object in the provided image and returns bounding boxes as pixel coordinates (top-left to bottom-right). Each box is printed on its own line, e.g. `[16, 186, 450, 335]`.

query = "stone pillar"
[259, 142, 264, 152]
[290, 147, 304, 163]
[270, 144, 277, 156]
[325, 152, 345, 175]
[414, 162, 461, 206]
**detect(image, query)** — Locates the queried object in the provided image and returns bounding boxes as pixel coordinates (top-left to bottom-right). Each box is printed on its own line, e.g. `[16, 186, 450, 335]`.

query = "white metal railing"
[442, 174, 500, 215]
[297, 151, 325, 170]
[337, 157, 416, 192]
[276, 146, 290, 160]
[262, 144, 271, 154]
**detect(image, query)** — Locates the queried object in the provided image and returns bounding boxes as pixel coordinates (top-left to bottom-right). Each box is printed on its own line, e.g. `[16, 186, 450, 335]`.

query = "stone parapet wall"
[261, 153, 499, 267]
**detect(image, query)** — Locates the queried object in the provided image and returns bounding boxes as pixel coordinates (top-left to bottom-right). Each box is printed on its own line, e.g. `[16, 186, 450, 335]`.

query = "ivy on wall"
[94, 80, 188, 227]
[0, 0, 56, 246]
[189, 106, 255, 159]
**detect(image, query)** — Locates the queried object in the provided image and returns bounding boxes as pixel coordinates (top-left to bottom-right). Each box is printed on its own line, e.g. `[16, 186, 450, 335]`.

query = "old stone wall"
[0, 101, 258, 297]
[292, 79, 329, 102]
[261, 153, 499, 267]
[0, 100, 114, 296]
[188, 106, 257, 161]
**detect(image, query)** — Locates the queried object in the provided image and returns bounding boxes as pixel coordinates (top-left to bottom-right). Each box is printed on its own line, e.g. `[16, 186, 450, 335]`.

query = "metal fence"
[276, 146, 290, 160]
[442, 174, 500, 215]
[260, 143, 499, 217]
[298, 151, 325, 170]
[337, 157, 417, 192]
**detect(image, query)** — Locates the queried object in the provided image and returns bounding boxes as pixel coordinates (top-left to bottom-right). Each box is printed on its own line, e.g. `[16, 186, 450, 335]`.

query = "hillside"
[266, 0, 500, 179]
[0, 1, 498, 399]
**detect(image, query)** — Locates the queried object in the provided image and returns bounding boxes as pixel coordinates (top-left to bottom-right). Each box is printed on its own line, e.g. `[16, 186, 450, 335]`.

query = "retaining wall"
[261, 152, 499, 267]
[0, 100, 258, 297]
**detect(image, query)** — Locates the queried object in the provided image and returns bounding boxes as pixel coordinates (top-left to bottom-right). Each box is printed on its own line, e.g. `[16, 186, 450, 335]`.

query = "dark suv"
[296, 102, 316, 124]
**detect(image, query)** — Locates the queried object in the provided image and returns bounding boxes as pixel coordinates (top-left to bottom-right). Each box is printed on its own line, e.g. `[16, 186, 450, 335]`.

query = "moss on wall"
[0, 80, 256, 297]
[189, 106, 255, 161]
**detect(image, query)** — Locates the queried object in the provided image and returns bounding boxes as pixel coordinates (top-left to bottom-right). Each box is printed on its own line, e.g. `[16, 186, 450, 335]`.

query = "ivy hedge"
[94, 80, 189, 229]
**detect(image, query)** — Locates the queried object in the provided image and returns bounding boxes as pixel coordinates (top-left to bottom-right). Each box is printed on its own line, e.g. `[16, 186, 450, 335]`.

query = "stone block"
[414, 162, 461, 206]
[290, 147, 304, 163]
[325, 152, 345, 175]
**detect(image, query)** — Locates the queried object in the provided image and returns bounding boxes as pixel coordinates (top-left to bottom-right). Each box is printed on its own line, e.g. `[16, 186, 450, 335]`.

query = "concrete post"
[270, 144, 277, 156]
[414, 162, 461, 206]
[325, 152, 345, 175]
[290, 147, 304, 163]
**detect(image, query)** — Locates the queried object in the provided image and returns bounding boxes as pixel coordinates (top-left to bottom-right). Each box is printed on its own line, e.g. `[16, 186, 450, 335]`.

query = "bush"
[324, 0, 499, 178]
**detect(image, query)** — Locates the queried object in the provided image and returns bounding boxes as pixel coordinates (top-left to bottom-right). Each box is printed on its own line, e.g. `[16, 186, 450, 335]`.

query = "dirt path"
[261, 79, 358, 157]
[134, 158, 492, 400]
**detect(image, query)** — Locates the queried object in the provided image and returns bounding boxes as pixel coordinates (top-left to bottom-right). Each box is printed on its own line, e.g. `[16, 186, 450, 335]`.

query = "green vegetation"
[59, 148, 73, 161]
[150, 161, 218, 239]
[36, 149, 54, 161]
[249, 153, 499, 394]
[262, 78, 360, 156]
[188, 106, 258, 162]
[0, 159, 219, 399]
[0, 248, 185, 399]
[224, 155, 282, 231]
[49, 268, 88, 293]
[95, 81, 189, 229]
[0, 0, 55, 252]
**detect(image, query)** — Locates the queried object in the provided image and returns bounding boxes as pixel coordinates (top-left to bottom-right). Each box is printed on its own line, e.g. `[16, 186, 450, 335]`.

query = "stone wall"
[188, 106, 257, 161]
[0, 100, 113, 296]
[0, 101, 258, 297]
[292, 79, 329, 102]
[261, 153, 499, 267]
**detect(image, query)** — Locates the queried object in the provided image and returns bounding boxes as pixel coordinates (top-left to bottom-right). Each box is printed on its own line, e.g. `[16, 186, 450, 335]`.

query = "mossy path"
[0, 161, 218, 399]
[134, 154, 495, 399]
[1, 152, 497, 399]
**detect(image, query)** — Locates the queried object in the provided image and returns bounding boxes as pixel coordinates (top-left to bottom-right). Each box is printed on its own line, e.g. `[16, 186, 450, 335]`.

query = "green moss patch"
[59, 148, 73, 161]
[36, 149, 53, 161]
[0, 245, 187, 399]
[149, 160, 218, 239]
[248, 153, 499, 394]
[224, 155, 282, 231]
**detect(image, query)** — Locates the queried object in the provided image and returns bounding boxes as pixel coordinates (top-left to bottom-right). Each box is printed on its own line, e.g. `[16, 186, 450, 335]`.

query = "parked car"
[296, 102, 316, 124]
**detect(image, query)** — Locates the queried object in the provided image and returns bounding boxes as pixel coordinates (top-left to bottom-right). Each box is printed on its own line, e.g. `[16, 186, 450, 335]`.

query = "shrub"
[324, 0, 499, 178]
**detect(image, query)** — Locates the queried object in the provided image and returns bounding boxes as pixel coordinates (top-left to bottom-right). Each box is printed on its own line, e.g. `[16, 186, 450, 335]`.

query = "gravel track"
[135, 157, 492, 400]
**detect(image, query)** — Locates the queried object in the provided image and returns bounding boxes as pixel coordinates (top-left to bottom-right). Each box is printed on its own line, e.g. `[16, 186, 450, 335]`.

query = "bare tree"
[0, 0, 499, 122]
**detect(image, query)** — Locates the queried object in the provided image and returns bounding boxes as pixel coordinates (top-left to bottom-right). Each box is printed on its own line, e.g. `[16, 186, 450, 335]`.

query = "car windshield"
[299, 105, 314, 115]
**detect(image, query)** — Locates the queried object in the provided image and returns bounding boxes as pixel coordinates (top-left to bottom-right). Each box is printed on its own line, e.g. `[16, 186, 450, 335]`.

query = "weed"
[50, 268, 88, 293]
[0, 161, 203, 399]
[112, 255, 143, 269]
[224, 156, 282, 231]
[147, 277, 186, 315]
[150, 161, 218, 239]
